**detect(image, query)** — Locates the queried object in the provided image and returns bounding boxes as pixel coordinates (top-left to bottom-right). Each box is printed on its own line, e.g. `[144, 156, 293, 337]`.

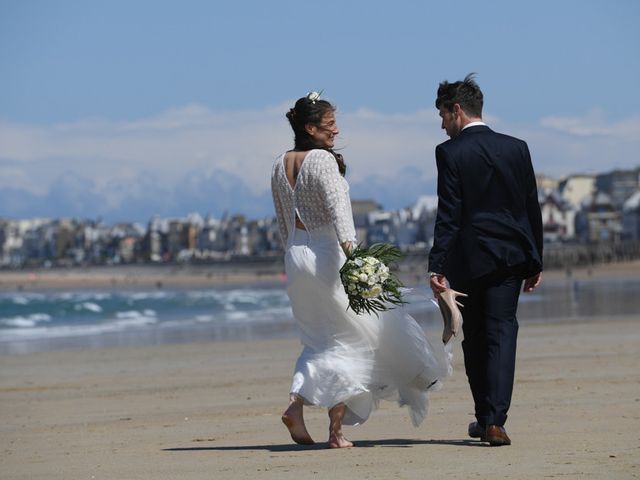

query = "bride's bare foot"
[282, 396, 314, 445]
[327, 403, 353, 449]
[328, 432, 353, 449]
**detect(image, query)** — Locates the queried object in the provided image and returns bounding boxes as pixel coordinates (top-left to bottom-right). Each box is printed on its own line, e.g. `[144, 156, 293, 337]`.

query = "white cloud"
[540, 109, 640, 139]
[0, 105, 638, 220]
[502, 110, 640, 178]
[0, 103, 443, 196]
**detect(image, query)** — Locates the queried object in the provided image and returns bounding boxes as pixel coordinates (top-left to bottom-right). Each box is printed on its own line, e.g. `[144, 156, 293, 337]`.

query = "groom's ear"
[453, 103, 462, 117]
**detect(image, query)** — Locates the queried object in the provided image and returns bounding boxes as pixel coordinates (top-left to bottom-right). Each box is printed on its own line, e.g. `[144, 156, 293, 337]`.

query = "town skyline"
[2, 165, 639, 270]
[0, 166, 637, 225]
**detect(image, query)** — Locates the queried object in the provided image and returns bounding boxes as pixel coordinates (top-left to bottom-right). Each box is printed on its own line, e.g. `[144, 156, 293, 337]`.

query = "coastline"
[2, 259, 640, 291]
[1, 259, 639, 356]
[1, 317, 638, 479]
[0, 263, 287, 292]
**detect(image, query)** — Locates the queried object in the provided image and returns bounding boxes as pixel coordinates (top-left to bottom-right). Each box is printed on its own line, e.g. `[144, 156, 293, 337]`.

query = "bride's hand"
[341, 241, 353, 257]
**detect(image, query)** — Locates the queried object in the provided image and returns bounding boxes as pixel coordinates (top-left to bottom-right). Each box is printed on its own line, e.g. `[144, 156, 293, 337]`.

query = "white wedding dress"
[272, 150, 452, 426]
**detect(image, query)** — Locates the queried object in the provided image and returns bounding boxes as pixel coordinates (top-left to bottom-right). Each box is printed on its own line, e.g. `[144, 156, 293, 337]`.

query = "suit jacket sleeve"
[523, 143, 544, 268]
[428, 145, 463, 274]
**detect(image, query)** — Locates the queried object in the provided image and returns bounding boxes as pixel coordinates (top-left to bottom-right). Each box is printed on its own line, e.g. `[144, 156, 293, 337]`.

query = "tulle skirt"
[284, 226, 452, 426]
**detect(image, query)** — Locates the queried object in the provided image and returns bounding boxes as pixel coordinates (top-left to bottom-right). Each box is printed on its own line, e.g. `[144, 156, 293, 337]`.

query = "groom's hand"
[523, 272, 542, 293]
[429, 273, 448, 297]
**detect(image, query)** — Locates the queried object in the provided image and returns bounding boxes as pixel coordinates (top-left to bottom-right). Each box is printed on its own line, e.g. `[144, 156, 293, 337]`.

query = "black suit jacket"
[428, 125, 543, 286]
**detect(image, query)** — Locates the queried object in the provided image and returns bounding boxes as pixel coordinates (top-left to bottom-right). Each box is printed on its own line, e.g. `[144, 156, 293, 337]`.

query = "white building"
[539, 188, 575, 242]
[558, 174, 595, 209]
[411, 195, 438, 220]
[411, 195, 438, 247]
[622, 190, 640, 241]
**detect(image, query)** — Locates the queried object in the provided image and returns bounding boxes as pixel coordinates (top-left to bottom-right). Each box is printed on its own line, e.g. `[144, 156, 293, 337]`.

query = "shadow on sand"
[164, 438, 485, 453]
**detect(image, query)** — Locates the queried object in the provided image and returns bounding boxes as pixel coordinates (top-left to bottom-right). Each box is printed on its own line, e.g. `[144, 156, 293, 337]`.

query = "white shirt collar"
[462, 121, 487, 131]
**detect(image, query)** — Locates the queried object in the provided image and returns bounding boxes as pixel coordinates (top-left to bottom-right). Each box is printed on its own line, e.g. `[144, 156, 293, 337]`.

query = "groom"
[428, 74, 543, 446]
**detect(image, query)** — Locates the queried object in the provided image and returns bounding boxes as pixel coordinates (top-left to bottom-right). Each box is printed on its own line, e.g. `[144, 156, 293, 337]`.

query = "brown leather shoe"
[485, 425, 511, 446]
[468, 421, 486, 440]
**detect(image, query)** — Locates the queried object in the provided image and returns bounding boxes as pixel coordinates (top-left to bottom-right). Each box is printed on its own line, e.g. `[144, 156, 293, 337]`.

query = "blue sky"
[1, 0, 639, 222]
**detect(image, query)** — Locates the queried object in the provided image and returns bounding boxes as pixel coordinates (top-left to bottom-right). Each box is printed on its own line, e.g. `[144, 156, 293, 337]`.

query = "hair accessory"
[306, 90, 323, 104]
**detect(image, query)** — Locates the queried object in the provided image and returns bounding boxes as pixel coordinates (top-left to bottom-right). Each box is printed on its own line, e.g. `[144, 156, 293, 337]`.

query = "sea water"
[1, 277, 638, 354]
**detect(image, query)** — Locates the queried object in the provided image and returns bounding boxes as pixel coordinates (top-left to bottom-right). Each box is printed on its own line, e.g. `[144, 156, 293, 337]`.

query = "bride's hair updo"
[286, 96, 346, 176]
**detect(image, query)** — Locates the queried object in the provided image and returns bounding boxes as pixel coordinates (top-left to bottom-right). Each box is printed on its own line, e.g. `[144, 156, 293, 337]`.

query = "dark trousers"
[455, 274, 522, 427]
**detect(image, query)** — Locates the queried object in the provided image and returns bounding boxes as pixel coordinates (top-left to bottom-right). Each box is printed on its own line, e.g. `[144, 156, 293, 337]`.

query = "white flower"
[306, 91, 322, 103]
[358, 273, 369, 283]
[362, 285, 383, 298]
[354, 258, 364, 267]
[362, 257, 372, 266]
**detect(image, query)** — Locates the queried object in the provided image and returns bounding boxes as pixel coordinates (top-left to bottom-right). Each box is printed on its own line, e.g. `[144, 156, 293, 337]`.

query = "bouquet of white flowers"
[339, 243, 406, 315]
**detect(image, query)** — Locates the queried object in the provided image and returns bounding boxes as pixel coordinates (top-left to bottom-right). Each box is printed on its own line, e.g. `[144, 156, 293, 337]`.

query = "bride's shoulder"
[273, 151, 288, 166]
[308, 149, 333, 158]
[305, 149, 336, 167]
[271, 153, 287, 178]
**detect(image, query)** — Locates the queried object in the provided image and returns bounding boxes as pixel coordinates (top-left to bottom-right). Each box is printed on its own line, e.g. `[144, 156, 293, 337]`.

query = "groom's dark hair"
[435, 73, 483, 118]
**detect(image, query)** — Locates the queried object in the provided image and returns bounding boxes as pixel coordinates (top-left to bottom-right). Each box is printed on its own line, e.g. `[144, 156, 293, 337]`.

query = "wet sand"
[2, 259, 640, 291]
[0, 263, 286, 292]
[1, 317, 639, 479]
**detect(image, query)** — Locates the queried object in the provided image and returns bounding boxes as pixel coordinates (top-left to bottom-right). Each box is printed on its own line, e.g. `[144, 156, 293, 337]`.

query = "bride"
[271, 92, 451, 448]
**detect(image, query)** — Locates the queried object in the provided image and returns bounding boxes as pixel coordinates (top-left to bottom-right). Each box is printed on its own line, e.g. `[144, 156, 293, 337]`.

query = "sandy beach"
[0, 263, 286, 292]
[1, 316, 639, 479]
[2, 259, 640, 292]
